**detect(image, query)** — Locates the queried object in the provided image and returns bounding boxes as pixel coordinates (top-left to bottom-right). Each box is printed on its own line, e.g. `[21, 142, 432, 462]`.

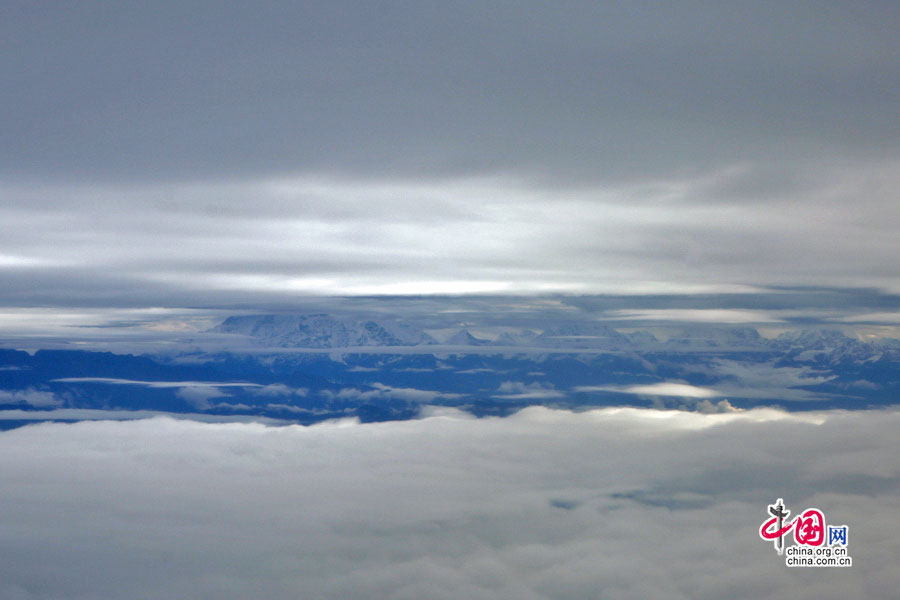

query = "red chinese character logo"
[760, 516, 794, 540]
[793, 508, 825, 546]
[760, 500, 828, 553]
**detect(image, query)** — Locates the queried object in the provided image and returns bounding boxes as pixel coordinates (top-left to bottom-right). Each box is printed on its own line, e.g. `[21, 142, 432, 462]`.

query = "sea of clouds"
[1, 406, 897, 599]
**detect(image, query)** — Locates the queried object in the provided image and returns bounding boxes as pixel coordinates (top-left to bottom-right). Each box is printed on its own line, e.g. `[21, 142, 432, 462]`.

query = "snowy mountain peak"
[495, 330, 540, 347]
[777, 329, 851, 346]
[665, 327, 764, 349]
[445, 330, 491, 346]
[211, 314, 436, 348]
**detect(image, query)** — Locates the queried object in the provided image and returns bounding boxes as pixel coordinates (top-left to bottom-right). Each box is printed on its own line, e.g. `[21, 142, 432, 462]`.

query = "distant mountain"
[209, 316, 894, 363]
[444, 330, 492, 346]
[773, 329, 876, 363]
[4, 324, 900, 428]
[623, 330, 659, 346]
[535, 323, 630, 349]
[211, 314, 437, 348]
[664, 327, 765, 350]
[495, 330, 540, 346]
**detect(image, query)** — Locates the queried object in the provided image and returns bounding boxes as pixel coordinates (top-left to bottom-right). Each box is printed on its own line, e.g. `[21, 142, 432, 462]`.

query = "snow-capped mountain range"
[212, 314, 437, 348]
[210, 314, 899, 362]
[4, 314, 900, 427]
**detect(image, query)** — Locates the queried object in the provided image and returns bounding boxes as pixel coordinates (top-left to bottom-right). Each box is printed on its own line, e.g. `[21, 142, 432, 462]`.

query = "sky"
[1, 1, 899, 333]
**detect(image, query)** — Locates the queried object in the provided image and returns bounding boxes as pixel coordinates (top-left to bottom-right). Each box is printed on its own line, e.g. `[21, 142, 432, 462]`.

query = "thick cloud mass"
[1, 3, 899, 304]
[0, 408, 897, 599]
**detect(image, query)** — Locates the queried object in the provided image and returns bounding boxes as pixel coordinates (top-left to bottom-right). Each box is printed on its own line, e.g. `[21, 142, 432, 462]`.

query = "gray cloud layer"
[0, 408, 898, 599]
[1, 168, 898, 306]
[1, 2, 898, 307]
[3, 2, 898, 182]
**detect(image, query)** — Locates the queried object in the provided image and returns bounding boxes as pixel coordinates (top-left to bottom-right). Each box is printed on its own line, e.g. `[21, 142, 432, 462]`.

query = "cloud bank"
[1, 3, 899, 307]
[0, 408, 897, 599]
[1, 169, 898, 308]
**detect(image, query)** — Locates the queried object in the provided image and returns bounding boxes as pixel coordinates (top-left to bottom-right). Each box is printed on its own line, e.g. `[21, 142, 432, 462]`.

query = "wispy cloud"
[53, 377, 262, 388]
[575, 382, 722, 398]
[0, 388, 62, 408]
[606, 309, 782, 324]
[493, 381, 565, 400]
[0, 409, 287, 424]
[323, 383, 460, 403]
